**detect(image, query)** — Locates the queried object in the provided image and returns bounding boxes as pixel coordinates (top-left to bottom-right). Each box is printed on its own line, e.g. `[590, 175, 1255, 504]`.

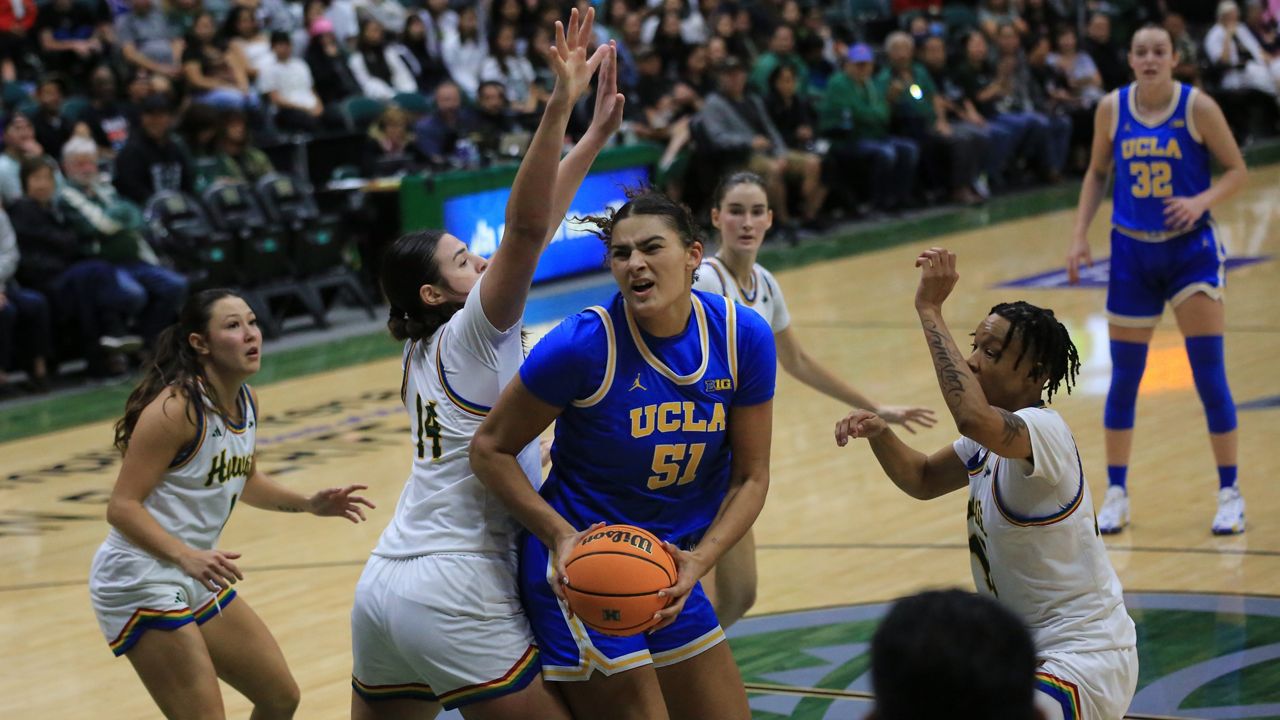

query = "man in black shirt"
[112, 94, 194, 206]
[1084, 13, 1129, 91]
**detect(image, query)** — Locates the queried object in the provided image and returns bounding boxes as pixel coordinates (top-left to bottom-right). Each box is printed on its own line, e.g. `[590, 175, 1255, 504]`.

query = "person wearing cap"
[59, 136, 188, 349]
[820, 42, 919, 212]
[698, 54, 828, 236]
[112, 93, 195, 206]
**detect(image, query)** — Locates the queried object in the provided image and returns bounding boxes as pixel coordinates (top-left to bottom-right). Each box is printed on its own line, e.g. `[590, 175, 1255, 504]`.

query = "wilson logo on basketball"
[581, 528, 655, 555]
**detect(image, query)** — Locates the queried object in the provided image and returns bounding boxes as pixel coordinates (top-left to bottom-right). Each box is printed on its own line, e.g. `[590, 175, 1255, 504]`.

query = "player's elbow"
[105, 494, 136, 529]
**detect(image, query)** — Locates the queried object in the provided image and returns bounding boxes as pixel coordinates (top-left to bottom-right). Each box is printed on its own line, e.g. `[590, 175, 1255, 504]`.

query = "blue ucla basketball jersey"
[1112, 82, 1211, 234]
[520, 290, 776, 547]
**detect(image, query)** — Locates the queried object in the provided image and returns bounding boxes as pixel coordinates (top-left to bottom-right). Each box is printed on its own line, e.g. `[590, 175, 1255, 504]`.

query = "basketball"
[563, 524, 678, 637]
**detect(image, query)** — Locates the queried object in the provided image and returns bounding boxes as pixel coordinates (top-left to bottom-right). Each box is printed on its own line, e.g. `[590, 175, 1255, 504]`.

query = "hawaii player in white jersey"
[691, 171, 935, 627]
[349, 10, 624, 720]
[835, 249, 1138, 720]
[89, 289, 373, 720]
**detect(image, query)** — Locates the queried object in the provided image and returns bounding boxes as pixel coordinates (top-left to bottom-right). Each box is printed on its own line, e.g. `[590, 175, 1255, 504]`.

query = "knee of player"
[258, 678, 301, 716]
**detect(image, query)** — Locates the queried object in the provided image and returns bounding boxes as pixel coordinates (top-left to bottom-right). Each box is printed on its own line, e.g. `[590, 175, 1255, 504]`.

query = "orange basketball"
[563, 524, 678, 637]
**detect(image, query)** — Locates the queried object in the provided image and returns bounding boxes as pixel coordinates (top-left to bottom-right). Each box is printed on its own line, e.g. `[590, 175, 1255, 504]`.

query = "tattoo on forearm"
[995, 408, 1027, 445]
[922, 320, 968, 401]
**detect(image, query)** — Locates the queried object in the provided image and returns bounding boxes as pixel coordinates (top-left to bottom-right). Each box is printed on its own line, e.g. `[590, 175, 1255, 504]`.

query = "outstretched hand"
[834, 410, 889, 446]
[546, 7, 608, 104]
[584, 40, 625, 142]
[874, 405, 938, 434]
[308, 484, 376, 523]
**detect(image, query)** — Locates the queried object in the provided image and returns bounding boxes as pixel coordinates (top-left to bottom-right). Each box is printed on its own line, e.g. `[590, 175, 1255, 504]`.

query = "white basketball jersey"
[106, 385, 257, 553]
[373, 275, 541, 558]
[694, 257, 791, 333]
[954, 407, 1136, 656]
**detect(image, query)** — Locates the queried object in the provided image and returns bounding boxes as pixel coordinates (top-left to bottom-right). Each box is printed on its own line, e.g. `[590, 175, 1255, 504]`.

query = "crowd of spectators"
[0, 0, 1277, 395]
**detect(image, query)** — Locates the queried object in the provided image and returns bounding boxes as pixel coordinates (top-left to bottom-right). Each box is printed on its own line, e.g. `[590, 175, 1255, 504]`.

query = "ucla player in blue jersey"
[472, 191, 775, 719]
[1069, 24, 1249, 535]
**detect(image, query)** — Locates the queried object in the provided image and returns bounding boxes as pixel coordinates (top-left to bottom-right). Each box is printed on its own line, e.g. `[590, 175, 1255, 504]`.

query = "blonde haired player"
[89, 289, 373, 719]
[349, 10, 625, 719]
[693, 170, 935, 627]
[836, 249, 1137, 720]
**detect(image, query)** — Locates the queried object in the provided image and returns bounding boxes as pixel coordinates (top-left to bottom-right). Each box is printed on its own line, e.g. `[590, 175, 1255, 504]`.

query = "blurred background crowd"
[0, 0, 1276, 393]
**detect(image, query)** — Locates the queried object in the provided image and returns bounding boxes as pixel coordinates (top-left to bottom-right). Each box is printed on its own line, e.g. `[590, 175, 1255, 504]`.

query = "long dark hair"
[381, 229, 460, 341]
[114, 289, 241, 454]
[712, 170, 769, 209]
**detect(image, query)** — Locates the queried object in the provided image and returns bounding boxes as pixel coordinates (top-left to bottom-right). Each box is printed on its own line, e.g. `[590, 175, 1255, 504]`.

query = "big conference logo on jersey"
[727, 592, 1280, 719]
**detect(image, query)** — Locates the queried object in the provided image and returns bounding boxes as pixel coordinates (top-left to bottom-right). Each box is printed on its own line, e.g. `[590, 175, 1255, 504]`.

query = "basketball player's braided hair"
[115, 288, 241, 454]
[578, 186, 704, 250]
[989, 301, 1081, 403]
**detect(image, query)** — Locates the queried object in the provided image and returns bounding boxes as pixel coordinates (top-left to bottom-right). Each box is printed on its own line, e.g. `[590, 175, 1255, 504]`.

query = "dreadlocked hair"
[114, 288, 241, 454]
[381, 229, 462, 342]
[989, 301, 1081, 403]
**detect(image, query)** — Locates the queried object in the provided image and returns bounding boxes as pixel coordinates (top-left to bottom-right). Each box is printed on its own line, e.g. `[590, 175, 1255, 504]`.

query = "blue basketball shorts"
[518, 532, 726, 682]
[1106, 225, 1224, 328]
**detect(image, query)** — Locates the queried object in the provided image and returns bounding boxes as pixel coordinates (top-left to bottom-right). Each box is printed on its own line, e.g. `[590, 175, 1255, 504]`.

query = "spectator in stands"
[81, 66, 132, 155]
[880, 32, 983, 206]
[324, 0, 359, 46]
[305, 17, 361, 107]
[1207, 0, 1280, 96]
[442, 5, 487, 98]
[868, 589, 1038, 720]
[362, 104, 427, 176]
[250, 0, 300, 36]
[413, 81, 478, 168]
[920, 34, 1002, 198]
[701, 55, 826, 232]
[1050, 27, 1104, 109]
[1084, 13, 1129, 91]
[1247, 0, 1280, 55]
[481, 21, 541, 114]
[820, 43, 918, 212]
[164, 0, 201, 38]
[993, 24, 1068, 180]
[194, 108, 274, 190]
[712, 9, 755, 63]
[116, 0, 180, 81]
[1020, 0, 1062, 40]
[36, 0, 110, 84]
[224, 5, 273, 82]
[650, 7, 691, 78]
[348, 17, 416, 101]
[354, 0, 406, 37]
[420, 0, 457, 61]
[954, 29, 1044, 190]
[978, 0, 1027, 39]
[60, 136, 187, 346]
[260, 30, 324, 133]
[12, 157, 140, 377]
[1026, 33, 1082, 173]
[1165, 13, 1202, 85]
[0, 113, 48, 205]
[765, 63, 817, 151]
[112, 94, 195, 205]
[0, 204, 50, 391]
[399, 14, 451, 94]
[470, 79, 524, 161]
[642, 0, 705, 47]
[0, 0, 35, 83]
[682, 43, 715, 97]
[183, 11, 259, 111]
[31, 75, 81, 161]
[750, 23, 808, 95]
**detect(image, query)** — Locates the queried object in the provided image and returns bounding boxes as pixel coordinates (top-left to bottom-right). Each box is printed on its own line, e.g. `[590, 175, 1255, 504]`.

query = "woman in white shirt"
[480, 22, 541, 113]
[348, 17, 416, 100]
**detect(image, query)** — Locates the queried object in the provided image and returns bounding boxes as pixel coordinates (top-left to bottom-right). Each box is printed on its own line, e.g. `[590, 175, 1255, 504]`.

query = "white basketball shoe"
[1211, 486, 1246, 535]
[1097, 486, 1130, 535]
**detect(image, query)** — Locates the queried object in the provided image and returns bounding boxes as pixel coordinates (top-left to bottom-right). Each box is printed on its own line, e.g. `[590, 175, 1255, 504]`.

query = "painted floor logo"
[995, 257, 1271, 290]
[726, 593, 1280, 720]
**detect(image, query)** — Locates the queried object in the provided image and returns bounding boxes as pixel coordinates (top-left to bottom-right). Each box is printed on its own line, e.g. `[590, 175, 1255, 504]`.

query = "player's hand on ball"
[650, 542, 706, 633]
[875, 405, 937, 434]
[835, 410, 888, 446]
[1066, 237, 1092, 285]
[553, 521, 607, 610]
[308, 484, 376, 523]
[914, 248, 959, 311]
[178, 548, 243, 592]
